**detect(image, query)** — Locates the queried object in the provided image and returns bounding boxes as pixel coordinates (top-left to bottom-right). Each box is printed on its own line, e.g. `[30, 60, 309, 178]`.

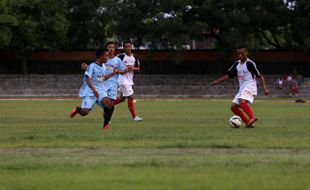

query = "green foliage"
[198, 0, 310, 50]
[1, 0, 68, 51]
[0, 0, 309, 51]
[0, 0, 17, 47]
[66, 0, 107, 49]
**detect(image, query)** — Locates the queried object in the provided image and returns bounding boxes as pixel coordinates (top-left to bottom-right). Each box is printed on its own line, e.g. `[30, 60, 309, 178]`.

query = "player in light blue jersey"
[81, 41, 127, 130]
[69, 48, 117, 130]
[104, 41, 126, 99]
[101, 41, 126, 130]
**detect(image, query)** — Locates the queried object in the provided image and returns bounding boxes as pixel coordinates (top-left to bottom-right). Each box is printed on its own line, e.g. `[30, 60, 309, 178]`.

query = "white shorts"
[232, 89, 255, 105]
[119, 84, 134, 97]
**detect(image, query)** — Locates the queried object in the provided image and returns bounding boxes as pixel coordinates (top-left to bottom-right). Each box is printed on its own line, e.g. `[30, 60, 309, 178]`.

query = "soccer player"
[81, 41, 126, 130]
[114, 41, 143, 121]
[69, 48, 117, 129]
[211, 46, 269, 128]
[102, 41, 126, 129]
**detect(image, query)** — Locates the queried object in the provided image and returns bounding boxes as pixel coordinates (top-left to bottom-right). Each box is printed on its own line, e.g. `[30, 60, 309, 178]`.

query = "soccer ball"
[229, 115, 242, 128]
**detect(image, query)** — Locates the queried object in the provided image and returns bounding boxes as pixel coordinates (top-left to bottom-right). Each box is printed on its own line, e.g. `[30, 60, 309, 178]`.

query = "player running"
[211, 45, 269, 128]
[101, 41, 126, 129]
[114, 41, 143, 121]
[69, 48, 117, 129]
[80, 41, 126, 130]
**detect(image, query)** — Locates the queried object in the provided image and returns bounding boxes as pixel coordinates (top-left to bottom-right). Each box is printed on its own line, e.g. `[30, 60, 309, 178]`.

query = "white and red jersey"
[117, 53, 140, 85]
[227, 58, 261, 95]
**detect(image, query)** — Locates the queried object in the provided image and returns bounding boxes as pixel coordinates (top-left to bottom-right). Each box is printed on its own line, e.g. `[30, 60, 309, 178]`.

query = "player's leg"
[101, 85, 117, 130]
[231, 93, 249, 124]
[127, 95, 143, 121]
[101, 97, 114, 130]
[122, 85, 142, 121]
[127, 95, 136, 118]
[69, 96, 95, 118]
[239, 99, 254, 119]
[96, 91, 112, 130]
[114, 94, 126, 105]
[231, 103, 249, 124]
[239, 98, 257, 128]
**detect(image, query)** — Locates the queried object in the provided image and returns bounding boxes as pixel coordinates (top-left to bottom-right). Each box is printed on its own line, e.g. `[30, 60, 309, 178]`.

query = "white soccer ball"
[229, 115, 242, 128]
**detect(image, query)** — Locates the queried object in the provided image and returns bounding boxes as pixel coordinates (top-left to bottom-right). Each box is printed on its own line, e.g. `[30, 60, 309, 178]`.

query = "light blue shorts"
[81, 92, 107, 110]
[105, 82, 118, 100]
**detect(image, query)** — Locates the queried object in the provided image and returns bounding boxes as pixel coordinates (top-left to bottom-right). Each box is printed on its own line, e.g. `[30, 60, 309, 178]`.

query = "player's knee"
[107, 101, 115, 109]
[80, 108, 90, 116]
[102, 98, 114, 109]
[231, 104, 238, 110]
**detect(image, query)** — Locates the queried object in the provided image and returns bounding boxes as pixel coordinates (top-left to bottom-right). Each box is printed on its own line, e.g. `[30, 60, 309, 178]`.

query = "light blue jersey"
[79, 62, 106, 97]
[104, 56, 126, 84]
[103, 56, 126, 100]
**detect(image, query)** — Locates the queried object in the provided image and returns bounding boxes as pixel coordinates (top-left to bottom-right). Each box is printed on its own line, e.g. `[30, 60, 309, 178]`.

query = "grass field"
[0, 98, 309, 190]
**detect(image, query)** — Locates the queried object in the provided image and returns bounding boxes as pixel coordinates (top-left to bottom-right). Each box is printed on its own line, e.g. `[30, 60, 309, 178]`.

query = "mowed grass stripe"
[1, 147, 310, 168]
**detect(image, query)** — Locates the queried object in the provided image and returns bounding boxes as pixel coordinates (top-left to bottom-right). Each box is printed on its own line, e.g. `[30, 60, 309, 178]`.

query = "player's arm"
[123, 65, 139, 74]
[116, 69, 126, 74]
[104, 69, 116, 80]
[132, 55, 141, 71]
[116, 54, 127, 74]
[85, 76, 99, 97]
[211, 62, 237, 86]
[211, 75, 230, 86]
[116, 58, 127, 74]
[132, 66, 140, 71]
[247, 61, 269, 96]
[258, 75, 269, 96]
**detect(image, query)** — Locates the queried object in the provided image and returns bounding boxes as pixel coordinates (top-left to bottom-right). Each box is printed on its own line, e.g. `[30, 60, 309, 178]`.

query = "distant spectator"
[276, 78, 283, 89]
[285, 74, 298, 96]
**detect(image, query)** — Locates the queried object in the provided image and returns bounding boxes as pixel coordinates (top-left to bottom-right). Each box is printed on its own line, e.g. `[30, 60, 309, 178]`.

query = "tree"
[66, 0, 109, 49]
[100, 0, 210, 49]
[198, 0, 310, 51]
[0, 0, 17, 48]
[4, 0, 68, 51]
[1, 0, 309, 51]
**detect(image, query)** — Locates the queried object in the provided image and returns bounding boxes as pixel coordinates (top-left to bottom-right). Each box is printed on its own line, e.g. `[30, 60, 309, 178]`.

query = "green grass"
[0, 99, 309, 190]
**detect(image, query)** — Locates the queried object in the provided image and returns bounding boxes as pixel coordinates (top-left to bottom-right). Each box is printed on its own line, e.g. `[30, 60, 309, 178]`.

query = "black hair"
[96, 48, 108, 58]
[123, 41, 133, 46]
[237, 45, 247, 50]
[105, 41, 115, 48]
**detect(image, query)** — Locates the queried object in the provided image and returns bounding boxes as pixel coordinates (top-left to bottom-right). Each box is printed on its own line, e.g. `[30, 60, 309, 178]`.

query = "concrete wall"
[0, 74, 309, 97]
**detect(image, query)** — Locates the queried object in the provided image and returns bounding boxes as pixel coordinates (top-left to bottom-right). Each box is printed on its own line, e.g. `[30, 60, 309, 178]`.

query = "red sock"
[114, 97, 124, 105]
[231, 106, 248, 123]
[239, 102, 254, 119]
[128, 98, 136, 118]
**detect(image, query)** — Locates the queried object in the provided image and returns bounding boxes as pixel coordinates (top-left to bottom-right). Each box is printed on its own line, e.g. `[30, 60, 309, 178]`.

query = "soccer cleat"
[69, 106, 80, 118]
[102, 125, 112, 130]
[133, 116, 143, 121]
[246, 118, 258, 128]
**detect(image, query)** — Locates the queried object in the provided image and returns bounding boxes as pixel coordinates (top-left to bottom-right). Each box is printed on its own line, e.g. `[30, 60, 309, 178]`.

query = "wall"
[0, 74, 309, 98]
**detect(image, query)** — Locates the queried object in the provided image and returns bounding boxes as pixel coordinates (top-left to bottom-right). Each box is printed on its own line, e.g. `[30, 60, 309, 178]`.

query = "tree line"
[0, 0, 309, 52]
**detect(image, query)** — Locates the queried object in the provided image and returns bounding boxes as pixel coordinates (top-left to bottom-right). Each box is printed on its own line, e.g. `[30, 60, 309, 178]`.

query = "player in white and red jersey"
[114, 41, 143, 121]
[211, 46, 269, 128]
